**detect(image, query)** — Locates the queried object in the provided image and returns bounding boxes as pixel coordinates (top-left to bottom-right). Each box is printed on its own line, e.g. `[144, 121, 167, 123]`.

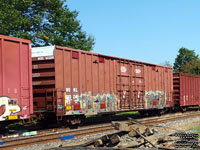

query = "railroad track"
[0, 124, 114, 150]
[1, 111, 200, 149]
[139, 111, 200, 125]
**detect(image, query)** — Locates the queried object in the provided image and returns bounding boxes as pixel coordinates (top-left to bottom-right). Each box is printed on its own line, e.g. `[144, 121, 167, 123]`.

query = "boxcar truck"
[0, 35, 33, 128]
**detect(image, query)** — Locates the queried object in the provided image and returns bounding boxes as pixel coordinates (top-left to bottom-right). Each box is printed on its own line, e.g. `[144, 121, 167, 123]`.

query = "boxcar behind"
[173, 73, 200, 107]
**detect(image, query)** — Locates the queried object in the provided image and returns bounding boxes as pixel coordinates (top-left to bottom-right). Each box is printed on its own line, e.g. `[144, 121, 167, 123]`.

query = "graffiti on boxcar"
[65, 91, 119, 115]
[0, 97, 21, 121]
[145, 91, 170, 109]
[135, 69, 141, 74]
[121, 66, 127, 73]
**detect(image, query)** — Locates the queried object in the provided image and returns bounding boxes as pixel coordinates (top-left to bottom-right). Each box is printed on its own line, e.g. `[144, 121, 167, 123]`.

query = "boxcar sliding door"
[117, 60, 145, 110]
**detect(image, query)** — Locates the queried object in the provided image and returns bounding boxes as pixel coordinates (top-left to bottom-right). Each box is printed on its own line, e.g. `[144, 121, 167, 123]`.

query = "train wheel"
[158, 109, 167, 116]
[70, 116, 82, 125]
[180, 107, 187, 113]
[63, 115, 85, 127]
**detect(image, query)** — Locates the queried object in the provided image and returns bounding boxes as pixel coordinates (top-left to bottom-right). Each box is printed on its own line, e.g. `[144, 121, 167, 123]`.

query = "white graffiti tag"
[0, 97, 21, 121]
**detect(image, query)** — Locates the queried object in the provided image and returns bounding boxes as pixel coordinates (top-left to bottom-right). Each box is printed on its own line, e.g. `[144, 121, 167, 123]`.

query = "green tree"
[0, 0, 95, 51]
[160, 61, 172, 67]
[182, 60, 200, 75]
[173, 47, 199, 73]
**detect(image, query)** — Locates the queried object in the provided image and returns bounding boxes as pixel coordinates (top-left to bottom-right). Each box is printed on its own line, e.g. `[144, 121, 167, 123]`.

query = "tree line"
[173, 47, 200, 75]
[0, 0, 199, 75]
[162, 48, 200, 75]
[0, 0, 95, 51]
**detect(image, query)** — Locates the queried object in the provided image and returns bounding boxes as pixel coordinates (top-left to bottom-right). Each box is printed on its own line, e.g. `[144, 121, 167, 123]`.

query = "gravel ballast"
[12, 116, 200, 150]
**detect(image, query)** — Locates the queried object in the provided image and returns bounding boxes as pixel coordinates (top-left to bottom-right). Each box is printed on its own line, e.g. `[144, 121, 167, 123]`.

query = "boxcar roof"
[32, 45, 172, 69]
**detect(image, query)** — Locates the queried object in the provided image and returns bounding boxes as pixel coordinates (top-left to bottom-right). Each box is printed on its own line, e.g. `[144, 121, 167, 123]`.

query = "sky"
[67, 0, 200, 65]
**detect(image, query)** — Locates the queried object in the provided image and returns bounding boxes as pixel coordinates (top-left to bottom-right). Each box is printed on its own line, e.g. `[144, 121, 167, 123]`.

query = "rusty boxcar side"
[32, 46, 173, 120]
[173, 73, 200, 107]
[0, 35, 33, 122]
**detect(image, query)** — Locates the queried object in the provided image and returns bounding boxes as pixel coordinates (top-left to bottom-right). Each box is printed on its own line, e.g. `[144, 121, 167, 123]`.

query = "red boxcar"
[32, 46, 173, 121]
[173, 73, 200, 107]
[0, 35, 33, 122]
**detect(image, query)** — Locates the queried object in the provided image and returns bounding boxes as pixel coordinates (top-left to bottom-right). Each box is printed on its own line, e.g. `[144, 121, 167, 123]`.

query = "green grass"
[8, 119, 38, 131]
[116, 111, 139, 116]
[8, 121, 24, 129]
[86, 111, 139, 118]
[86, 115, 99, 118]
[188, 106, 200, 109]
[189, 125, 200, 134]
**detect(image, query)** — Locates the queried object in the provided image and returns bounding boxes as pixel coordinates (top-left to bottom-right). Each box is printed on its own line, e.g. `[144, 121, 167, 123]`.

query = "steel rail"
[0, 124, 114, 150]
[1, 111, 200, 149]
